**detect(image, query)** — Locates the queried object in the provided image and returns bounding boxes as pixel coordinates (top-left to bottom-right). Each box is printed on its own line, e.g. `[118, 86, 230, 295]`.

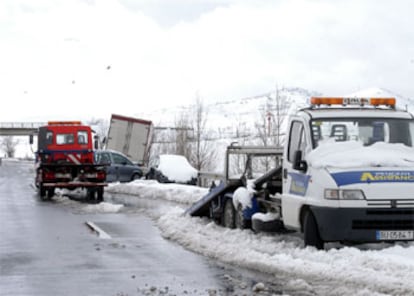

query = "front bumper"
[311, 206, 414, 243]
[42, 182, 107, 188]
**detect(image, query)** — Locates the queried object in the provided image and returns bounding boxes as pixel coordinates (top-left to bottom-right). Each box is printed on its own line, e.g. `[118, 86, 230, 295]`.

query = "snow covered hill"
[136, 86, 413, 135]
[136, 87, 317, 132]
[347, 87, 414, 113]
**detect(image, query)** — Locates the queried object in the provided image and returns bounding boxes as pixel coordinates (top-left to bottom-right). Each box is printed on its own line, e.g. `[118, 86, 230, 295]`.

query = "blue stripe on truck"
[331, 171, 414, 186]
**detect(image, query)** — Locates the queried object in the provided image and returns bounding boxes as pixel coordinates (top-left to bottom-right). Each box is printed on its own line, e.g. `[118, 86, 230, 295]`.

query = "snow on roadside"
[105, 180, 208, 204]
[104, 180, 414, 295]
[83, 202, 123, 213]
[52, 190, 124, 213]
[157, 209, 414, 296]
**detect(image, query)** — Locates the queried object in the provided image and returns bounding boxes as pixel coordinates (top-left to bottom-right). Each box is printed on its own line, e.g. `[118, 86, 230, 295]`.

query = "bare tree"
[86, 118, 109, 149]
[255, 86, 289, 147]
[252, 86, 289, 172]
[189, 95, 216, 171]
[273, 86, 289, 147]
[174, 110, 192, 160]
[150, 126, 175, 158]
[0, 136, 19, 158]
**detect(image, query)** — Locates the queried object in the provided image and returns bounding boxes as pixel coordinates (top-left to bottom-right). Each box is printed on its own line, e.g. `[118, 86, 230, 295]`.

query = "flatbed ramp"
[185, 181, 240, 217]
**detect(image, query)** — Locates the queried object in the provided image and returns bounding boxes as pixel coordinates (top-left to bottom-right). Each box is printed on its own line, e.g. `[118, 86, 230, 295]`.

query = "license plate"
[376, 230, 414, 240]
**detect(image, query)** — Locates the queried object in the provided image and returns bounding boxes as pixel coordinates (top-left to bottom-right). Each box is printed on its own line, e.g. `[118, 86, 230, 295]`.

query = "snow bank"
[106, 180, 207, 204]
[158, 210, 414, 296]
[307, 140, 414, 168]
[83, 202, 123, 213]
[104, 178, 414, 295]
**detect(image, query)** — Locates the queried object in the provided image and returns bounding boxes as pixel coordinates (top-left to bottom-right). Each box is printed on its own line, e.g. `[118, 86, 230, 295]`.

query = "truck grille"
[353, 220, 414, 230]
[352, 209, 414, 230]
[367, 199, 414, 208]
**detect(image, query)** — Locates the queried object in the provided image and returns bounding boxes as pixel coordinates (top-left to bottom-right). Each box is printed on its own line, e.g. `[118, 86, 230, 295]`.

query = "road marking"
[85, 221, 111, 239]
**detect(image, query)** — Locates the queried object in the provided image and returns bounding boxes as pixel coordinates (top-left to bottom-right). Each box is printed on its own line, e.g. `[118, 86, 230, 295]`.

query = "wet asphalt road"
[0, 160, 285, 296]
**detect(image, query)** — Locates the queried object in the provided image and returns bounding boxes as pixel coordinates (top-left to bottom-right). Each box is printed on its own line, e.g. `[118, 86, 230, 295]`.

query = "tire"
[87, 188, 96, 201]
[97, 187, 104, 202]
[222, 199, 235, 229]
[39, 184, 47, 201]
[131, 173, 141, 181]
[47, 187, 55, 199]
[209, 202, 221, 225]
[303, 211, 324, 250]
[235, 204, 250, 230]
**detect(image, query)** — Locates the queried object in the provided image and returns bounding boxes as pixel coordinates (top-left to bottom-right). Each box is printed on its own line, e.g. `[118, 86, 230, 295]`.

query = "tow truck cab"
[34, 121, 106, 201]
[282, 97, 414, 247]
[37, 121, 97, 164]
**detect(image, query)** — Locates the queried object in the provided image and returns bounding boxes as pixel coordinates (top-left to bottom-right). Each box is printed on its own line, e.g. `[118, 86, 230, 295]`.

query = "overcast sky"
[1, 0, 413, 122]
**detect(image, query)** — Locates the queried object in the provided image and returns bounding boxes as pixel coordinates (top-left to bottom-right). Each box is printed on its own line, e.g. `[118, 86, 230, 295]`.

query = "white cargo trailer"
[106, 114, 153, 166]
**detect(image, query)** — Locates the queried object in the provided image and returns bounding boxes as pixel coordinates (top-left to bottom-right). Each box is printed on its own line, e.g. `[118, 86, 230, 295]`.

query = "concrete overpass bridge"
[0, 122, 46, 136]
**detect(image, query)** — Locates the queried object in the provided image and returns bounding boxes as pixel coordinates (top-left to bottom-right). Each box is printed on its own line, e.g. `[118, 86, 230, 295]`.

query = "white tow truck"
[187, 97, 414, 249]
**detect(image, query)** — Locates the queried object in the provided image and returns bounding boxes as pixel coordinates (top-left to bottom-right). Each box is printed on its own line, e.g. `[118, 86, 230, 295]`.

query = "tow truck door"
[281, 117, 312, 229]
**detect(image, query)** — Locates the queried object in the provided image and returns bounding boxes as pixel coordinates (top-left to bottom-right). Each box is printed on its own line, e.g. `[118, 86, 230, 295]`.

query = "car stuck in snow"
[146, 154, 198, 185]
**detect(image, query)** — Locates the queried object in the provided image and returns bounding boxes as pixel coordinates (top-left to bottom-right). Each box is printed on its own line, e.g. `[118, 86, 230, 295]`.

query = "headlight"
[324, 189, 365, 200]
[342, 190, 365, 200]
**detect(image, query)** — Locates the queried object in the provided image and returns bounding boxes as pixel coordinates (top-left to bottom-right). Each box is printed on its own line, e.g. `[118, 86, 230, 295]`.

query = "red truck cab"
[34, 121, 107, 201]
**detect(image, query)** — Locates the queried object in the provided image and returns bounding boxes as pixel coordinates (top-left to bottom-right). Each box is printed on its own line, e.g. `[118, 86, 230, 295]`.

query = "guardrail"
[197, 171, 225, 188]
[0, 122, 46, 136]
[0, 122, 46, 128]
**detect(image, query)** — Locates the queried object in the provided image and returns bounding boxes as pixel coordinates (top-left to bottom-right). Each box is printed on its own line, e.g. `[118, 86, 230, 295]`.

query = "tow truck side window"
[288, 121, 306, 162]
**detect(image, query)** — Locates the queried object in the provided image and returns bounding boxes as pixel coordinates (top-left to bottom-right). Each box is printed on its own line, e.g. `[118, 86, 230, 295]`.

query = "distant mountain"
[136, 87, 320, 137]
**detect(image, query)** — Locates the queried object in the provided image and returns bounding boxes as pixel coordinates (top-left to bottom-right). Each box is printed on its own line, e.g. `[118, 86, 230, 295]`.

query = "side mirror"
[293, 150, 308, 172]
[94, 136, 99, 150]
[29, 134, 34, 145]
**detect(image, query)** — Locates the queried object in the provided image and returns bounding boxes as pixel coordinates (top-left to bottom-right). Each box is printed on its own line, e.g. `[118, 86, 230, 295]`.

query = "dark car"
[95, 150, 143, 183]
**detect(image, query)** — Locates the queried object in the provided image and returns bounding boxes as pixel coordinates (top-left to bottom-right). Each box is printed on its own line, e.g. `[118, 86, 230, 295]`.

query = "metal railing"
[0, 122, 46, 136]
[197, 171, 225, 188]
[0, 122, 46, 128]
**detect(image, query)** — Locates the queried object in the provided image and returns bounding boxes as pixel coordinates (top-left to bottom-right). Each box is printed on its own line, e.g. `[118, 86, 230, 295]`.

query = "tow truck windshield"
[311, 118, 414, 148]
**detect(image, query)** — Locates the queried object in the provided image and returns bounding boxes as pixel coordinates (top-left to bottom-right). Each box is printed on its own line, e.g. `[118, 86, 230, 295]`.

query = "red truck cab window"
[56, 134, 75, 145]
[77, 131, 88, 144]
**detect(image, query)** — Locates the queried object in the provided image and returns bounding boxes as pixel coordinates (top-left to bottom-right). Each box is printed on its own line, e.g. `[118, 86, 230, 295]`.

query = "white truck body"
[106, 114, 153, 166]
[280, 98, 414, 247]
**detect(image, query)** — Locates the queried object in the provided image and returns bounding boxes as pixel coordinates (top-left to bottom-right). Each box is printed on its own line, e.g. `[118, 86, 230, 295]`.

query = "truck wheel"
[47, 187, 55, 199]
[235, 204, 250, 230]
[97, 187, 104, 202]
[39, 185, 47, 201]
[209, 202, 221, 225]
[222, 199, 235, 229]
[87, 188, 96, 201]
[304, 211, 324, 250]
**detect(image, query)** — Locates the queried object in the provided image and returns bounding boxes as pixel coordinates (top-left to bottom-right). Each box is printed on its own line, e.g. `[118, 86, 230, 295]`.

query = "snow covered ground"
[105, 180, 414, 296]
